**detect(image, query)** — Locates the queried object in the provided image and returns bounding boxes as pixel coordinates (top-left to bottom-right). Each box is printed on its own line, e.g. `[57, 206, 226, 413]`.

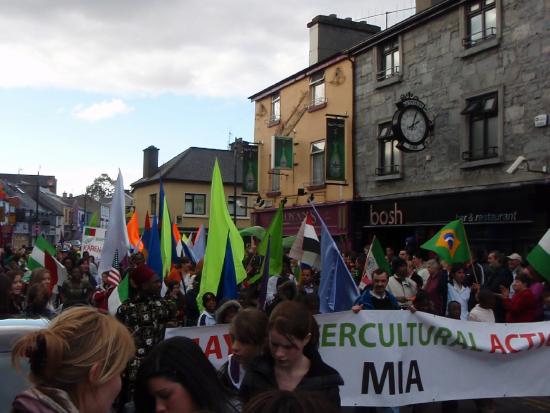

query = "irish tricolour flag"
[28, 235, 67, 293]
[527, 229, 550, 281]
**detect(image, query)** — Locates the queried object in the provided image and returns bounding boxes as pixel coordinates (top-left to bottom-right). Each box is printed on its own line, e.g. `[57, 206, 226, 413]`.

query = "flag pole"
[461, 220, 478, 284]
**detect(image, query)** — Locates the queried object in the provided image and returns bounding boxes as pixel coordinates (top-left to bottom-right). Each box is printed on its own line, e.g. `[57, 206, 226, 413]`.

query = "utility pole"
[232, 138, 243, 224]
[34, 166, 41, 244]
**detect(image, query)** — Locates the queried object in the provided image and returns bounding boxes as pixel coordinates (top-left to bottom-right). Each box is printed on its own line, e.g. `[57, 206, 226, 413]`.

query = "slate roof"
[131, 147, 242, 188]
[0, 174, 57, 193]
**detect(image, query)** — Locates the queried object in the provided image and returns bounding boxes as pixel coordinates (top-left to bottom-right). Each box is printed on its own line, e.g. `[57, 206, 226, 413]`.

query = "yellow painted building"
[248, 15, 380, 244]
[131, 146, 253, 232]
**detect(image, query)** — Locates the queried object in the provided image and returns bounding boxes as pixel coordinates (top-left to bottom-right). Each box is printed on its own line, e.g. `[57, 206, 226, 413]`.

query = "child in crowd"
[447, 301, 462, 320]
[197, 292, 217, 326]
[468, 289, 496, 322]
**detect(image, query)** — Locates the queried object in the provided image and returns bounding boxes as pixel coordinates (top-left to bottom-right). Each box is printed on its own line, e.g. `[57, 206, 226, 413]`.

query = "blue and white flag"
[310, 202, 359, 313]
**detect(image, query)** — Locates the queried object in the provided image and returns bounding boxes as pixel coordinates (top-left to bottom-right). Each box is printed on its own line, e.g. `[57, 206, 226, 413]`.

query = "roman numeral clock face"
[398, 107, 428, 144]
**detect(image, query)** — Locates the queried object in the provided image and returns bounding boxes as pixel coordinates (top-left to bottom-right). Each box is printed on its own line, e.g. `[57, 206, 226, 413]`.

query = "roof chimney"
[143, 146, 159, 178]
[308, 14, 380, 65]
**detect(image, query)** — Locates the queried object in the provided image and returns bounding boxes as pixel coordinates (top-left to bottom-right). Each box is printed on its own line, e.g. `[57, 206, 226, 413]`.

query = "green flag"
[198, 159, 246, 309]
[252, 200, 284, 282]
[421, 220, 471, 264]
[160, 198, 172, 279]
[527, 229, 550, 282]
[364, 236, 391, 278]
[88, 211, 99, 228]
[28, 235, 57, 271]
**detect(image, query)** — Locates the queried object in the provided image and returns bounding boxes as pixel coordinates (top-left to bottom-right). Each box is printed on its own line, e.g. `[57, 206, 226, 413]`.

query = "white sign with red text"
[81, 226, 106, 260]
[166, 311, 550, 406]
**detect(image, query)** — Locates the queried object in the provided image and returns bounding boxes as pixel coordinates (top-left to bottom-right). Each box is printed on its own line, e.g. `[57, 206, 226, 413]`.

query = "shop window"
[464, 0, 497, 48]
[376, 123, 400, 176]
[310, 140, 325, 185]
[378, 38, 400, 81]
[149, 193, 157, 217]
[461, 92, 498, 161]
[270, 93, 280, 125]
[309, 71, 326, 109]
[228, 196, 248, 217]
[184, 193, 206, 215]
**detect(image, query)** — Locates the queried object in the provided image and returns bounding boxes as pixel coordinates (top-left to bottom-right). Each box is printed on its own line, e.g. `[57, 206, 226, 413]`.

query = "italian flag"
[28, 235, 67, 293]
[108, 274, 129, 315]
[527, 229, 550, 282]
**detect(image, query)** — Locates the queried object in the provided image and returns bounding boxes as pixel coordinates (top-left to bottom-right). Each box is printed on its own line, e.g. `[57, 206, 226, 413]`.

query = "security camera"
[506, 156, 526, 174]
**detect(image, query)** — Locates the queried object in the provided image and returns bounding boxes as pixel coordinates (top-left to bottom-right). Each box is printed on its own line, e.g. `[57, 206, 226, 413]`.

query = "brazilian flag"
[421, 220, 471, 264]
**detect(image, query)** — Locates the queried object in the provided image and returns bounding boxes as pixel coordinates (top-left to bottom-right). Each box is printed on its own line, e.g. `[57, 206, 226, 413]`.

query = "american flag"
[107, 250, 121, 287]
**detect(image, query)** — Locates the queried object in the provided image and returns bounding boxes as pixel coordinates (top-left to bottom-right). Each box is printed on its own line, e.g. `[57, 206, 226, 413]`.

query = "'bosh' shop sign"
[369, 202, 404, 226]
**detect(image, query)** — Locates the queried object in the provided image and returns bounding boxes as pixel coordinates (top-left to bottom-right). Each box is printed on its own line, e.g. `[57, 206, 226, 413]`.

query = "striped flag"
[107, 250, 121, 287]
[289, 212, 321, 269]
[527, 228, 550, 281]
[28, 235, 67, 294]
[360, 236, 391, 290]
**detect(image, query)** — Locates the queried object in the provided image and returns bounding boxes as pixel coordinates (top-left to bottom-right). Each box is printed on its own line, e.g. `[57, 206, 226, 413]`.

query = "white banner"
[81, 226, 106, 261]
[165, 324, 232, 370]
[166, 311, 550, 406]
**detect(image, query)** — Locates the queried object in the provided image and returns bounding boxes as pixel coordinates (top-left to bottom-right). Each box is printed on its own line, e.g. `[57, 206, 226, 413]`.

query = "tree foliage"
[86, 173, 115, 201]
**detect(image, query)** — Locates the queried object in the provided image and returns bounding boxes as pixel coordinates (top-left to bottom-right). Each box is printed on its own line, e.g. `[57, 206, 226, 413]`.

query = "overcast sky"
[0, 0, 415, 195]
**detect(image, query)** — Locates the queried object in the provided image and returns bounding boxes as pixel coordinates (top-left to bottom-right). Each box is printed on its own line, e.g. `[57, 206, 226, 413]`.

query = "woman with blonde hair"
[11, 306, 135, 413]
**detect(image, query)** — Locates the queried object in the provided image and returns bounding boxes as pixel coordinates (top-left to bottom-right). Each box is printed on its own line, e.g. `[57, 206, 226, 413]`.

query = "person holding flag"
[116, 263, 177, 411]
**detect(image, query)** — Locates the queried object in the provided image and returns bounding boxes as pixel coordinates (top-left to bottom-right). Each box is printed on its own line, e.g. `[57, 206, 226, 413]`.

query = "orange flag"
[127, 211, 143, 252]
[172, 223, 181, 243]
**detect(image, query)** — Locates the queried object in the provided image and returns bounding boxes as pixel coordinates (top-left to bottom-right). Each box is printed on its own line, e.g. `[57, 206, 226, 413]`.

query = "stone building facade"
[350, 0, 550, 254]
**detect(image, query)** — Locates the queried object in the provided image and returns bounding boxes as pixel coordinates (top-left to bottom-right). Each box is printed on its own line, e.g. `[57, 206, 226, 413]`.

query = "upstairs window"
[309, 72, 326, 108]
[185, 193, 206, 215]
[149, 193, 157, 217]
[228, 196, 248, 217]
[377, 123, 400, 176]
[378, 39, 400, 81]
[461, 92, 498, 161]
[464, 0, 497, 47]
[310, 140, 325, 185]
[270, 93, 280, 124]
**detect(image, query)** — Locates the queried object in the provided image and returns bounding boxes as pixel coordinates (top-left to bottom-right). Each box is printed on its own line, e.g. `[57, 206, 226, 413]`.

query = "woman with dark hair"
[446, 264, 474, 320]
[134, 336, 237, 413]
[524, 265, 545, 321]
[0, 274, 16, 318]
[240, 301, 343, 408]
[243, 389, 339, 413]
[6, 270, 25, 314]
[500, 271, 537, 323]
[24, 284, 55, 319]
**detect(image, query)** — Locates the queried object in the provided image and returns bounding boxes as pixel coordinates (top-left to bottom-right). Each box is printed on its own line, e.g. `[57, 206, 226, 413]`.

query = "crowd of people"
[1, 240, 549, 413]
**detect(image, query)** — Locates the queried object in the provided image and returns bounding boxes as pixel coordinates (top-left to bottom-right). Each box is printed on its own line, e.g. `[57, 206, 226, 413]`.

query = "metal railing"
[462, 146, 498, 161]
[463, 27, 497, 48]
[377, 65, 400, 81]
[375, 164, 400, 176]
[308, 97, 327, 109]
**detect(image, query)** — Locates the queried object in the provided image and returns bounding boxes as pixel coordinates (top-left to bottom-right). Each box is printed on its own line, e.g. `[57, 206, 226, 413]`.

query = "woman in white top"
[446, 264, 472, 320]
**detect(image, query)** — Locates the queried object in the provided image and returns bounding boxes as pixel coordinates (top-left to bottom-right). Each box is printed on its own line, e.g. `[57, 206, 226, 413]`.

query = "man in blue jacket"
[352, 268, 399, 312]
